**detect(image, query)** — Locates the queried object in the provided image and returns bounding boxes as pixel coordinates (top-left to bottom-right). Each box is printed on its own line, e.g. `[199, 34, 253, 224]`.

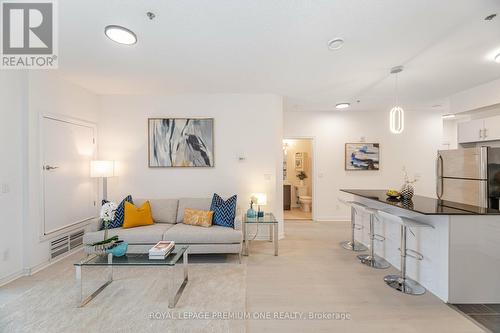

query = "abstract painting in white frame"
[148, 118, 214, 167]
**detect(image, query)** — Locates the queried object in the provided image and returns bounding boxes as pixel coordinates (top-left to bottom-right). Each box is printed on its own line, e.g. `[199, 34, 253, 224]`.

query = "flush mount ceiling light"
[335, 103, 350, 109]
[389, 66, 405, 134]
[104, 25, 137, 45]
[327, 38, 344, 50]
[495, 53, 500, 63]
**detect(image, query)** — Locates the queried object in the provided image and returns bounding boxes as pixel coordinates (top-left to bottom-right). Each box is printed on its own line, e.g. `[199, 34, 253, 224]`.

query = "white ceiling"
[58, 0, 500, 112]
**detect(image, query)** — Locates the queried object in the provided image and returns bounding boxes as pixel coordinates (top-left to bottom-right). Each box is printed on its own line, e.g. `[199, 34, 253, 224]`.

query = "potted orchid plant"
[87, 202, 119, 253]
[100, 201, 117, 240]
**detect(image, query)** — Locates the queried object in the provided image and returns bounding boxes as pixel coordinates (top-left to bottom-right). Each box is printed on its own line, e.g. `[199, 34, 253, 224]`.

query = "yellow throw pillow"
[123, 201, 154, 229]
[183, 208, 214, 228]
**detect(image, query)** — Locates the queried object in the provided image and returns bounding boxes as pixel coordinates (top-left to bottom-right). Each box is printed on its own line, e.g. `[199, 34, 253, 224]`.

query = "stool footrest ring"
[406, 249, 424, 260]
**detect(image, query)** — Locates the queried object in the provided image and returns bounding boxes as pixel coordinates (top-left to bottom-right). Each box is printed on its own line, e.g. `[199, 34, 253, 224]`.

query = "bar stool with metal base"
[338, 198, 368, 252]
[355, 206, 391, 269]
[377, 211, 434, 295]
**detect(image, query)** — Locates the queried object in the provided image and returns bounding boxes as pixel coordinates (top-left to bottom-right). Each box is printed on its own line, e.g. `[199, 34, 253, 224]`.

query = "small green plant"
[297, 171, 307, 180]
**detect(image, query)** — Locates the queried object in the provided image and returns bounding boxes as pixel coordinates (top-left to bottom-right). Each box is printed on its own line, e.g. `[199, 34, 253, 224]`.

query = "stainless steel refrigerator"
[437, 147, 500, 208]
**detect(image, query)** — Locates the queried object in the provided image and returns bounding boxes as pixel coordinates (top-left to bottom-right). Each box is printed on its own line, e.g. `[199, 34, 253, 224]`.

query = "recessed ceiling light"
[327, 38, 344, 50]
[104, 25, 137, 45]
[495, 53, 500, 63]
[442, 114, 456, 119]
[336, 103, 350, 109]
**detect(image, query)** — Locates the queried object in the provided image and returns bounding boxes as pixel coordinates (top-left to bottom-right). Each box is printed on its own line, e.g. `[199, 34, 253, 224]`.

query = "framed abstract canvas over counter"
[345, 143, 380, 171]
[148, 118, 214, 167]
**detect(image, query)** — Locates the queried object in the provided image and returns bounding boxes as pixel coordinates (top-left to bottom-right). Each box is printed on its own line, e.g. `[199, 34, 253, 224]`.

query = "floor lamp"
[90, 160, 115, 202]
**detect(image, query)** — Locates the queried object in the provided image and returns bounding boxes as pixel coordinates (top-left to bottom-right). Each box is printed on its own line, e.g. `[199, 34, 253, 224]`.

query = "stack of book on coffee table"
[148, 241, 175, 260]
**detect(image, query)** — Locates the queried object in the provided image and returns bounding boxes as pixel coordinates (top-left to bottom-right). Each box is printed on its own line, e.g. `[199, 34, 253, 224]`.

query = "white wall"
[25, 72, 100, 271]
[284, 109, 442, 221]
[0, 72, 28, 283]
[99, 94, 284, 237]
[450, 78, 500, 114]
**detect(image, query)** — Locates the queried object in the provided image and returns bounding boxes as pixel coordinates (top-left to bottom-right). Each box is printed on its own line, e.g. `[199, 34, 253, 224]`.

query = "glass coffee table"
[243, 213, 278, 256]
[74, 245, 188, 308]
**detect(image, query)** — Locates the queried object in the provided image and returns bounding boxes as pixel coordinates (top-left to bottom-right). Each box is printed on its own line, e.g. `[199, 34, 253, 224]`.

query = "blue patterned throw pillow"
[210, 193, 237, 228]
[101, 195, 133, 229]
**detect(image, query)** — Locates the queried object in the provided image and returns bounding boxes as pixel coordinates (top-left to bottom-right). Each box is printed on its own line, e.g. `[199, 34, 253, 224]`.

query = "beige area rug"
[0, 253, 246, 333]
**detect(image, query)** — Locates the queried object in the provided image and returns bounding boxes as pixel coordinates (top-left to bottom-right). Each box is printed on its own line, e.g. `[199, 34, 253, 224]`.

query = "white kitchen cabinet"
[483, 115, 500, 141]
[457, 119, 484, 143]
[458, 115, 500, 143]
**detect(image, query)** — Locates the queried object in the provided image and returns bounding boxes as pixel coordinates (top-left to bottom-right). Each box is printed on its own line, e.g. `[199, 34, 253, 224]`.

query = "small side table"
[242, 213, 278, 256]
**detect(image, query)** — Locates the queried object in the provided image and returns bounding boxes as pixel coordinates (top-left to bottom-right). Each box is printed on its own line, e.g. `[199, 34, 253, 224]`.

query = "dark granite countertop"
[340, 189, 500, 215]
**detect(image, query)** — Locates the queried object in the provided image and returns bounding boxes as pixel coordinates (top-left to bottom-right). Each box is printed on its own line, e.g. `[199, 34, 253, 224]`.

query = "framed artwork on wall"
[148, 118, 214, 167]
[345, 143, 380, 171]
[295, 152, 304, 171]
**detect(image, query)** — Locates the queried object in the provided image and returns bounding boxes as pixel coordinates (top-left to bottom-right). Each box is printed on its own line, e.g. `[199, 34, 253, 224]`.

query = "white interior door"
[42, 116, 97, 235]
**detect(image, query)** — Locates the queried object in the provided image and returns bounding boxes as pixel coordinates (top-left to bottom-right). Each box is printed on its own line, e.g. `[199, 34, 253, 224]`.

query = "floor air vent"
[50, 229, 84, 259]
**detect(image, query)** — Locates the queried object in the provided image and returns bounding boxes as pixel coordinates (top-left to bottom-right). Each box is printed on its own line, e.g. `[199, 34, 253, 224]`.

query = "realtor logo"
[1, 0, 58, 69]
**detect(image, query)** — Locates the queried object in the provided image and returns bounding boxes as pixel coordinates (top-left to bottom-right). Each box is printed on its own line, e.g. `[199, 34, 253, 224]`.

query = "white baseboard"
[0, 270, 25, 287]
[26, 246, 84, 276]
[2, 246, 84, 287]
[314, 216, 350, 222]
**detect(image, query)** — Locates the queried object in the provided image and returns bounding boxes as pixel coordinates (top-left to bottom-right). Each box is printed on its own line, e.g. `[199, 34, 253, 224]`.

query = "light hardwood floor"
[245, 220, 483, 332]
[0, 220, 483, 332]
[283, 208, 312, 220]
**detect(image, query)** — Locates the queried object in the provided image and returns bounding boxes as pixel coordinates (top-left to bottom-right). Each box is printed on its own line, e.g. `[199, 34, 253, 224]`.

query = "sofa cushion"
[176, 198, 212, 223]
[135, 198, 178, 224]
[183, 208, 213, 228]
[84, 224, 174, 245]
[210, 193, 237, 228]
[164, 223, 242, 244]
[123, 201, 154, 229]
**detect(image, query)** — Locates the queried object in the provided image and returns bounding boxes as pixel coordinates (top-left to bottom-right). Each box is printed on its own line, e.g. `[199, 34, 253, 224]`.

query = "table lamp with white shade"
[90, 160, 115, 201]
[251, 193, 267, 218]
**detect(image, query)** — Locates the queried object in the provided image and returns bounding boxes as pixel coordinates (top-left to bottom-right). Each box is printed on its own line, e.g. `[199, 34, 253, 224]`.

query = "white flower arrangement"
[100, 201, 117, 231]
[100, 201, 117, 221]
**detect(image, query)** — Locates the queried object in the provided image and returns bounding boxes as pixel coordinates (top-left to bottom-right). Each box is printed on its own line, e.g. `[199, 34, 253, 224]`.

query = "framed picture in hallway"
[345, 143, 380, 171]
[148, 118, 214, 167]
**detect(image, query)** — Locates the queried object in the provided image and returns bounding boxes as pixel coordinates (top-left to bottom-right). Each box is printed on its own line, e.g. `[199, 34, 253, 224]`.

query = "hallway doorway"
[283, 138, 314, 221]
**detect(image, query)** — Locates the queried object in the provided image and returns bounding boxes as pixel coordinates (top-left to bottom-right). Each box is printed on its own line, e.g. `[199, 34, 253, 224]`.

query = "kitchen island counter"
[340, 189, 500, 304]
[340, 189, 500, 215]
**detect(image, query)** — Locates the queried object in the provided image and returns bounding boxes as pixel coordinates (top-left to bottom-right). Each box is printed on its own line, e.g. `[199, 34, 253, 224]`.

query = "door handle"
[44, 165, 59, 171]
[484, 128, 488, 139]
[436, 155, 443, 199]
[479, 129, 483, 139]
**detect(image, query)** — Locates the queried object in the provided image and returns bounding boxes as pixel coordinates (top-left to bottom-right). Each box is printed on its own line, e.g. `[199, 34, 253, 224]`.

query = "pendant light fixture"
[389, 66, 404, 134]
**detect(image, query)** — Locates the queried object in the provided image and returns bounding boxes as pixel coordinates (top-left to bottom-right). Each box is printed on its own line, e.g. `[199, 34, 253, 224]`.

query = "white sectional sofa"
[83, 198, 243, 257]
